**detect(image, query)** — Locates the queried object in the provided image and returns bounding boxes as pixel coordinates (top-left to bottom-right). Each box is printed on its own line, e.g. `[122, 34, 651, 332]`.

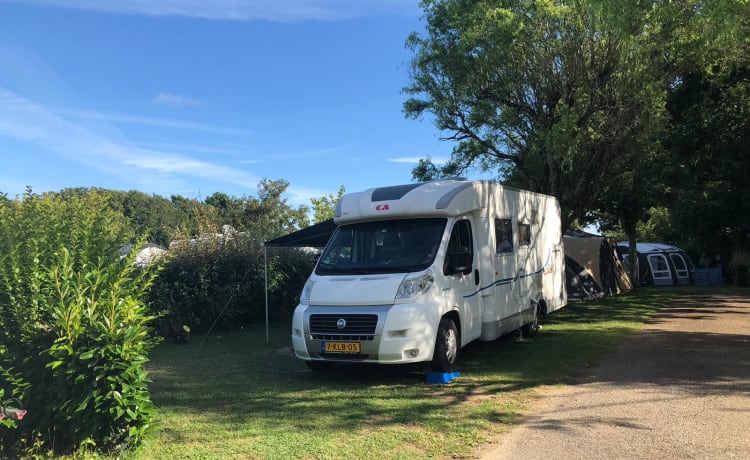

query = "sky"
[0, 0, 491, 209]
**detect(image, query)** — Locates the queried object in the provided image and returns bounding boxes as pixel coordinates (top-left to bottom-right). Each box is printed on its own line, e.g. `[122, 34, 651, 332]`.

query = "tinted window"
[443, 219, 473, 275]
[518, 223, 531, 246]
[495, 218, 513, 253]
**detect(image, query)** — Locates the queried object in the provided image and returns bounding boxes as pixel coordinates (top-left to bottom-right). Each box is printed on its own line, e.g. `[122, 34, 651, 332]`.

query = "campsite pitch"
[137, 290, 677, 459]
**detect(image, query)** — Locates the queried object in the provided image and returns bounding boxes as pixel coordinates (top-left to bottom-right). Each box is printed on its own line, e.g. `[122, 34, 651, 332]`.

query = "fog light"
[407, 349, 419, 358]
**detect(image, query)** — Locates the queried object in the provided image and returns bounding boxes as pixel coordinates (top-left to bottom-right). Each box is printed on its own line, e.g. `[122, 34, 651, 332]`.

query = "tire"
[306, 360, 334, 371]
[521, 302, 540, 339]
[431, 317, 459, 373]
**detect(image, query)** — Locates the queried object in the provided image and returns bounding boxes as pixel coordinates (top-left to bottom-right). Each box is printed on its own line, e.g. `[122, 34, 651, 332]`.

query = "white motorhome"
[291, 179, 567, 372]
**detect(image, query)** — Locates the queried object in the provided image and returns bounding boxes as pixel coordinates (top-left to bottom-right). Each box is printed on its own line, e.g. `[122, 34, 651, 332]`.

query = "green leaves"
[148, 236, 314, 336]
[0, 192, 160, 456]
[405, 0, 671, 230]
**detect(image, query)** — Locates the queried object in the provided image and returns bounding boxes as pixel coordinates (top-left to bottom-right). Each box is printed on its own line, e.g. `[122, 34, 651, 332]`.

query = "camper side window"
[518, 223, 531, 246]
[495, 218, 513, 254]
[443, 219, 473, 276]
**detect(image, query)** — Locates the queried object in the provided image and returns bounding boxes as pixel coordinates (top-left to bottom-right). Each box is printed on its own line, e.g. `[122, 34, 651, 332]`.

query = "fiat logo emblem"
[336, 319, 347, 329]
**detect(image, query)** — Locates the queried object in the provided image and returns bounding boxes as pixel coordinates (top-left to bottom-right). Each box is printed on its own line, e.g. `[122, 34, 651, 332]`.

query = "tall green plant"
[0, 189, 161, 456]
[42, 246, 161, 453]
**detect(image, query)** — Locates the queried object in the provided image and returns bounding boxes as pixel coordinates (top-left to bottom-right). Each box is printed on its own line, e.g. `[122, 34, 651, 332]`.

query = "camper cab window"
[444, 219, 474, 276]
[648, 254, 671, 280]
[316, 218, 446, 275]
[495, 218, 513, 254]
[518, 223, 531, 246]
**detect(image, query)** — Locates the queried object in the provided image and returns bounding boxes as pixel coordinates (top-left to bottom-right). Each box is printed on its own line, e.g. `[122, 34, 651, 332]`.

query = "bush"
[0, 191, 159, 456]
[42, 248, 160, 453]
[149, 237, 314, 338]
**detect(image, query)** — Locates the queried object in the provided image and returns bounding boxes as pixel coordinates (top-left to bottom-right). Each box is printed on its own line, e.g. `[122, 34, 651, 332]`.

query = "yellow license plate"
[323, 341, 361, 353]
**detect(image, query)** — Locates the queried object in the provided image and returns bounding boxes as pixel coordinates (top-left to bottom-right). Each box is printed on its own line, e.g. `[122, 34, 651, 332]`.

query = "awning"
[262, 219, 337, 342]
[264, 219, 336, 248]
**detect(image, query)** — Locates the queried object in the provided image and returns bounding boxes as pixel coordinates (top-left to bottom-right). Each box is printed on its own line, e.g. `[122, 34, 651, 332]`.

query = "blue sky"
[0, 0, 491, 208]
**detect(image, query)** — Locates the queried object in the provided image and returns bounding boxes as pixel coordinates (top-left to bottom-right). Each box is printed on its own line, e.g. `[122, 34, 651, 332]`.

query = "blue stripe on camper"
[462, 247, 554, 299]
[462, 266, 545, 299]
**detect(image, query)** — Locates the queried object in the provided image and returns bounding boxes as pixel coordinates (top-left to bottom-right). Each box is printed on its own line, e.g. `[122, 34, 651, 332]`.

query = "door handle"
[474, 269, 480, 286]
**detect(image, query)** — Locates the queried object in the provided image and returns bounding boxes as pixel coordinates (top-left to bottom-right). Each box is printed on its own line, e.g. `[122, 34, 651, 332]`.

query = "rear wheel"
[431, 317, 459, 372]
[521, 302, 540, 338]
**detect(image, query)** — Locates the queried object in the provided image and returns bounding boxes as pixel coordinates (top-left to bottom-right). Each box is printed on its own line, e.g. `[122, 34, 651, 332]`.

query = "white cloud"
[5, 0, 419, 23]
[152, 92, 202, 108]
[285, 184, 332, 208]
[266, 146, 346, 160]
[388, 156, 450, 165]
[0, 87, 259, 193]
[57, 106, 253, 136]
[138, 142, 247, 157]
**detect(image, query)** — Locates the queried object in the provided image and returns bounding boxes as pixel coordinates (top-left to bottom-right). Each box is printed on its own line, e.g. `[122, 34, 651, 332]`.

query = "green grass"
[132, 288, 679, 460]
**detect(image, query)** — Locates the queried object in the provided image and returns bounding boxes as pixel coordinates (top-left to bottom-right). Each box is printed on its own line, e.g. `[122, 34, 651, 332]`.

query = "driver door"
[443, 217, 483, 342]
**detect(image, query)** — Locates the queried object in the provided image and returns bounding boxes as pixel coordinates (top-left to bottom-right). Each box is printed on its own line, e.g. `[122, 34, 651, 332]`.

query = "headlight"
[300, 279, 315, 304]
[396, 270, 434, 299]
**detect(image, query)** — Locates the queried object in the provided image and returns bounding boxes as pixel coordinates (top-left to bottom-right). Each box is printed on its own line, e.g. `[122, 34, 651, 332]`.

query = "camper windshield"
[315, 218, 447, 275]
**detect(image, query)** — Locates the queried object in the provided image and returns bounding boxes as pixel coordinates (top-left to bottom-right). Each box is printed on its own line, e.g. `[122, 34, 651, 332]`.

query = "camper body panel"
[292, 180, 566, 370]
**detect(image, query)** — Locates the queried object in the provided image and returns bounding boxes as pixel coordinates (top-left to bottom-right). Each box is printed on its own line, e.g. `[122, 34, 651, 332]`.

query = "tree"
[169, 194, 221, 240]
[404, 0, 666, 231]
[243, 179, 310, 241]
[109, 190, 179, 246]
[310, 185, 346, 223]
[204, 191, 248, 232]
[666, 64, 750, 258]
[626, 0, 749, 260]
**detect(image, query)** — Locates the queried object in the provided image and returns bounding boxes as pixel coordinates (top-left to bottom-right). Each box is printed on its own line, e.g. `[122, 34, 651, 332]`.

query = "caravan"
[291, 180, 567, 372]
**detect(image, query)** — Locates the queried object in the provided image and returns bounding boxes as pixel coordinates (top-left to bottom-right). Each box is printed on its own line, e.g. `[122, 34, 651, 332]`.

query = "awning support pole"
[264, 244, 269, 343]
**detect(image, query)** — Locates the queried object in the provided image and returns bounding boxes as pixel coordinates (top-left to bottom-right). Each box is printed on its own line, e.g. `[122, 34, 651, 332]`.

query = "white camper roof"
[334, 179, 488, 224]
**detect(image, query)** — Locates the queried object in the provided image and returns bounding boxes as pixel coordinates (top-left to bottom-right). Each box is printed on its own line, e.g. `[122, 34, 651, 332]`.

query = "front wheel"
[431, 317, 459, 372]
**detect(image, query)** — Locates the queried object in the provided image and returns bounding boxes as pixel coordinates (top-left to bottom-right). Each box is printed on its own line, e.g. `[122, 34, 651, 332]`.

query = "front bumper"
[291, 302, 440, 365]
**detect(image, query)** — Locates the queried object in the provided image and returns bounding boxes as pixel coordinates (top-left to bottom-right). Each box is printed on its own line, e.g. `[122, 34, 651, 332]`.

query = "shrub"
[0, 190, 159, 456]
[149, 237, 315, 337]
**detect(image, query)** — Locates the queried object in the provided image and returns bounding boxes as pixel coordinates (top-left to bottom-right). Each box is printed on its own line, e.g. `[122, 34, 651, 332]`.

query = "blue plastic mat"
[426, 371, 461, 384]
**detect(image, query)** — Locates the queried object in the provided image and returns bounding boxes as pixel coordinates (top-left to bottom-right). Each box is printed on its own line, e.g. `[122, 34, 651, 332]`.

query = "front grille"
[309, 314, 378, 341]
[318, 353, 370, 360]
[313, 334, 373, 341]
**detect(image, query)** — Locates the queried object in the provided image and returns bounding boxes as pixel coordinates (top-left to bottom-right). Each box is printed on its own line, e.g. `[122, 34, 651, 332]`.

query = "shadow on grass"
[143, 287, 749, 457]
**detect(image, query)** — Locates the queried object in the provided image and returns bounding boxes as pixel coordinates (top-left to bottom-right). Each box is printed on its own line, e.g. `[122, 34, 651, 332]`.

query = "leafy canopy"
[405, 0, 668, 230]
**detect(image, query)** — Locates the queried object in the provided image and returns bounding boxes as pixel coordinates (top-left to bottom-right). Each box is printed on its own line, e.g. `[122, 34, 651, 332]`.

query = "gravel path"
[479, 292, 750, 460]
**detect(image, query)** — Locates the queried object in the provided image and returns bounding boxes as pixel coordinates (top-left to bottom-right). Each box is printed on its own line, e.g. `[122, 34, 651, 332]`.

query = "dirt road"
[480, 292, 750, 459]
